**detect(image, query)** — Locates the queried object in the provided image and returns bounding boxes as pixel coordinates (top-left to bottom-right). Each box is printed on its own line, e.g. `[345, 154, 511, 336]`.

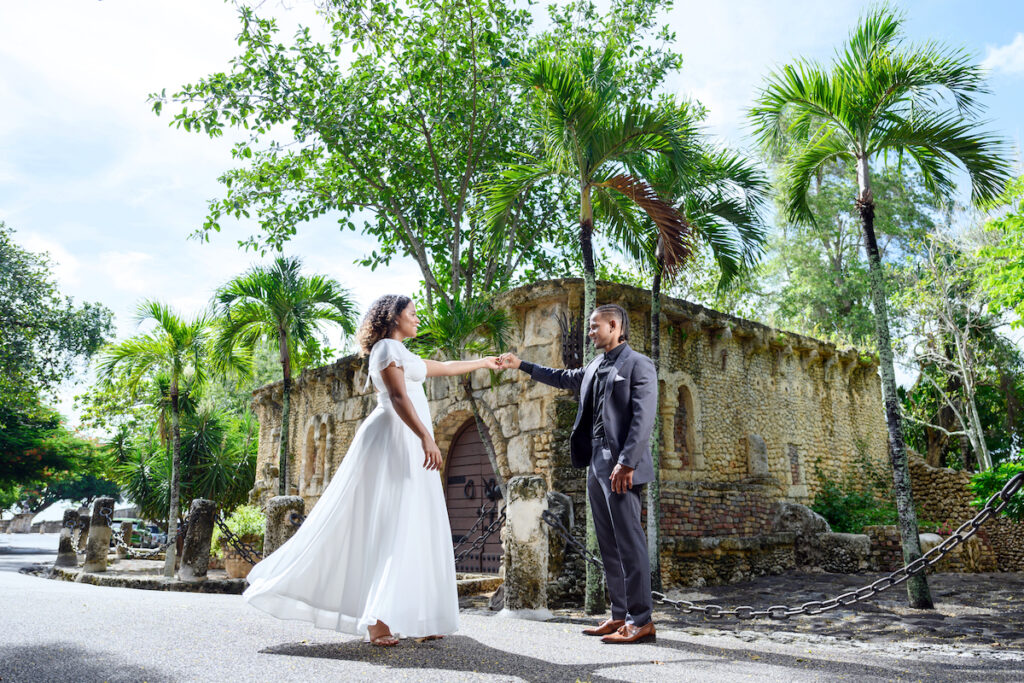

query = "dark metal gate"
[445, 420, 503, 574]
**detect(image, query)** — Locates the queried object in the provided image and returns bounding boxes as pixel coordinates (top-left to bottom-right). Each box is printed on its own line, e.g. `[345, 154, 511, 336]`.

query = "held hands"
[481, 356, 502, 371]
[609, 463, 635, 493]
[422, 436, 442, 471]
[496, 352, 521, 370]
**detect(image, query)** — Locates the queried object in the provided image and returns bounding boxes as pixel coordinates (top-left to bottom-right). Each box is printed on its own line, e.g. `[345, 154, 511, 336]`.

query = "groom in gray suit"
[500, 304, 657, 644]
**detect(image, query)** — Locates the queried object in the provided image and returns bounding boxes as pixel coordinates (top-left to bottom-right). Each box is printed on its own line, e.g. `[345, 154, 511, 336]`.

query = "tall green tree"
[214, 256, 357, 495]
[98, 302, 217, 577]
[633, 147, 770, 589]
[485, 41, 697, 613]
[750, 6, 1011, 608]
[979, 176, 1024, 323]
[153, 0, 573, 307]
[412, 297, 510, 499]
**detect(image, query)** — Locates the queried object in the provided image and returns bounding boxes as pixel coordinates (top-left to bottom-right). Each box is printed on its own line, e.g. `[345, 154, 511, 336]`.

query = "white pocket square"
[614, 374, 626, 382]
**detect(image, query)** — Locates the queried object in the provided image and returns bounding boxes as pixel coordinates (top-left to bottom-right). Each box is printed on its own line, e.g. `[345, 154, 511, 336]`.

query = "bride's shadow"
[260, 635, 678, 682]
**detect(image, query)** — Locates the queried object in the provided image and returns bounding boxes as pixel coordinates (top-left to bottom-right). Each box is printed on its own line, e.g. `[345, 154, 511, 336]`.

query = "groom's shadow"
[260, 635, 681, 683]
[259, 632, 1024, 682]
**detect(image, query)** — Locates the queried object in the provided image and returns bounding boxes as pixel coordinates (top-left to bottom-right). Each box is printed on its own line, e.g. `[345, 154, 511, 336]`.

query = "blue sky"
[1, 0, 1022, 423]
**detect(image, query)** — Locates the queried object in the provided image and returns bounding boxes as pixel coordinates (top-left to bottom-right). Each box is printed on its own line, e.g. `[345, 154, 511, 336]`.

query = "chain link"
[542, 472, 1024, 620]
[454, 508, 506, 565]
[289, 512, 306, 528]
[214, 514, 263, 566]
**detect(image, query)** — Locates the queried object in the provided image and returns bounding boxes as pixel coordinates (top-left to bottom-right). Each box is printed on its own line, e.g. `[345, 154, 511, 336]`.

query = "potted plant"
[215, 505, 265, 579]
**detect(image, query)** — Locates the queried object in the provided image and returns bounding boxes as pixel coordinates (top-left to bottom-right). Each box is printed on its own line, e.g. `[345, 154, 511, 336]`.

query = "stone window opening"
[674, 386, 695, 468]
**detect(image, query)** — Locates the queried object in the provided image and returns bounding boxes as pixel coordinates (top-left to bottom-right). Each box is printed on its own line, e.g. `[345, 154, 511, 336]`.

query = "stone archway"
[433, 400, 510, 484]
[660, 370, 704, 472]
[444, 418, 505, 574]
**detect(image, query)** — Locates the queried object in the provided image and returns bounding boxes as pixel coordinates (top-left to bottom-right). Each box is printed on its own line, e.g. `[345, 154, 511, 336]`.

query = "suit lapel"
[574, 357, 602, 432]
[604, 344, 632, 401]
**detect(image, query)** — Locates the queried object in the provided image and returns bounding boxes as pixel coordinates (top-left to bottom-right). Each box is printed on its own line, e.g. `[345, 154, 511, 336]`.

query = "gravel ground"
[3, 534, 1023, 682]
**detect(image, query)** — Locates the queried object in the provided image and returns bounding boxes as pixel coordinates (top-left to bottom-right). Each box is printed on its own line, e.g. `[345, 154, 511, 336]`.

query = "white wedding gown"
[244, 338, 459, 638]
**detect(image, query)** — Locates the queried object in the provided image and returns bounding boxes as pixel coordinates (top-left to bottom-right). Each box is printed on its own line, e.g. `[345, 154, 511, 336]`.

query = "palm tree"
[214, 256, 357, 496]
[485, 42, 699, 613]
[631, 148, 770, 590]
[412, 297, 510, 500]
[749, 6, 1011, 608]
[98, 301, 214, 577]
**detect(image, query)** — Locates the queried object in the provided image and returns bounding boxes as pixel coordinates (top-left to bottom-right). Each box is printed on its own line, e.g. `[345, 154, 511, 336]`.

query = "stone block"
[502, 475, 551, 616]
[745, 434, 770, 478]
[506, 434, 532, 474]
[518, 400, 543, 432]
[770, 501, 830, 567]
[55, 510, 79, 568]
[82, 497, 115, 573]
[264, 496, 305, 556]
[178, 498, 217, 583]
[816, 532, 870, 573]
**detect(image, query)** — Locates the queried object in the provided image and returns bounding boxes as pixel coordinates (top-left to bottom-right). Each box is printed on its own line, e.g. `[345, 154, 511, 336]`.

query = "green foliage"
[213, 256, 356, 379]
[759, 164, 939, 347]
[153, 0, 574, 305]
[212, 504, 266, 557]
[979, 176, 1024, 325]
[811, 479, 901, 533]
[970, 461, 1024, 522]
[0, 223, 114, 412]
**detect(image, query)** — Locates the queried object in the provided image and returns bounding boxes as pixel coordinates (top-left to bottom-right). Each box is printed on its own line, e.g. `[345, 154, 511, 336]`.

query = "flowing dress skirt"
[243, 390, 459, 638]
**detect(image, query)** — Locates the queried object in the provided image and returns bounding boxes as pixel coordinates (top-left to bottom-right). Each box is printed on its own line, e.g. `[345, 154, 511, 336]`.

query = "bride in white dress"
[244, 294, 501, 646]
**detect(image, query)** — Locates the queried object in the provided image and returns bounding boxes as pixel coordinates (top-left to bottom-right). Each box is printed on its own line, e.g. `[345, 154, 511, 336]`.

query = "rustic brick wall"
[660, 482, 780, 539]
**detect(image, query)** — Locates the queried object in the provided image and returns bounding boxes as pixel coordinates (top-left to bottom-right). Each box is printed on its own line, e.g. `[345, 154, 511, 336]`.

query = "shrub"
[811, 478, 937, 534]
[970, 461, 1024, 522]
[211, 504, 265, 557]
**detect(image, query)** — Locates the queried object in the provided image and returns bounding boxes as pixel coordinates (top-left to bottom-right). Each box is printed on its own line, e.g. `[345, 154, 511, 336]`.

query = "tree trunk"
[646, 249, 664, 592]
[856, 156, 933, 609]
[463, 379, 507, 501]
[163, 387, 181, 578]
[580, 184, 603, 614]
[278, 329, 292, 496]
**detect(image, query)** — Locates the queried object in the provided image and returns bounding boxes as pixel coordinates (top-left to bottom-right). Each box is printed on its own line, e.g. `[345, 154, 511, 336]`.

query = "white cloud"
[983, 33, 1024, 75]
[99, 250, 157, 294]
[19, 232, 82, 288]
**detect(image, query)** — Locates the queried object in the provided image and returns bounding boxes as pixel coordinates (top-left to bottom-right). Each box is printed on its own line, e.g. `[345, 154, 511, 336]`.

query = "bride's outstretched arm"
[423, 357, 501, 378]
[380, 363, 442, 470]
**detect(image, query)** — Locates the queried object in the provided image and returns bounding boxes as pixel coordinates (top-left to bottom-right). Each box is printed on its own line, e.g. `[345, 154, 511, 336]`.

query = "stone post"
[116, 522, 134, 560]
[499, 476, 552, 620]
[264, 496, 305, 556]
[76, 507, 91, 553]
[82, 497, 115, 572]
[178, 498, 217, 583]
[55, 509, 80, 567]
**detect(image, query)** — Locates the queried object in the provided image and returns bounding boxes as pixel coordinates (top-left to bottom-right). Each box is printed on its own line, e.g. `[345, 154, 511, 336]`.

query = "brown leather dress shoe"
[582, 618, 625, 636]
[600, 621, 656, 644]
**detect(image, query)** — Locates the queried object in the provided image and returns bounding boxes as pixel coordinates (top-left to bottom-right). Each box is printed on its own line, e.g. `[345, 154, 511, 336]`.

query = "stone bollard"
[264, 496, 305, 556]
[76, 507, 91, 553]
[55, 510, 80, 567]
[116, 522, 134, 560]
[82, 497, 115, 572]
[178, 499, 217, 583]
[499, 475, 552, 620]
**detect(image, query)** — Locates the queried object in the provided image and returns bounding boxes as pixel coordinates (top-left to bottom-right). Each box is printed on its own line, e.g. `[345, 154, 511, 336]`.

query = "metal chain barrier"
[289, 512, 306, 528]
[96, 505, 175, 559]
[453, 502, 499, 554]
[214, 514, 263, 566]
[454, 508, 506, 565]
[541, 509, 604, 570]
[542, 472, 1024, 620]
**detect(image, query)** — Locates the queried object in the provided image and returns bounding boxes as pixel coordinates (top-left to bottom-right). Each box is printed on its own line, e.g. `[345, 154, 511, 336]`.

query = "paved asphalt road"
[2, 534, 1022, 682]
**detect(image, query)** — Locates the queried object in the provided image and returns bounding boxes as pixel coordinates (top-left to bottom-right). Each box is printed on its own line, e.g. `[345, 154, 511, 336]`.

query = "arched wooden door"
[445, 419, 503, 574]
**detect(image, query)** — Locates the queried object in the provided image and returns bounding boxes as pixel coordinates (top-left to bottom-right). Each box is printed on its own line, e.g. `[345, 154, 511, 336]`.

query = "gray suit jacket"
[522, 344, 657, 485]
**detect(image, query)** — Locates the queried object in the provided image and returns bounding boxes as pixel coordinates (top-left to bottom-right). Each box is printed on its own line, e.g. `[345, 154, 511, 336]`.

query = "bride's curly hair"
[357, 294, 412, 355]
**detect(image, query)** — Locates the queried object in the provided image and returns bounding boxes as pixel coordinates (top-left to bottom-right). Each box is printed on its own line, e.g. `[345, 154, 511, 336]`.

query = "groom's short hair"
[593, 303, 629, 343]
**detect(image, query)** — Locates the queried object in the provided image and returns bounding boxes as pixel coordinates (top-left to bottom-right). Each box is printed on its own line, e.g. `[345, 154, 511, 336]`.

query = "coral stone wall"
[908, 456, 1023, 571]
[249, 278, 893, 593]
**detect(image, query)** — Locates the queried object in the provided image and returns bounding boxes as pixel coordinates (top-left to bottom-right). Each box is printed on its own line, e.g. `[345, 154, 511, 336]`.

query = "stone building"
[249, 279, 892, 605]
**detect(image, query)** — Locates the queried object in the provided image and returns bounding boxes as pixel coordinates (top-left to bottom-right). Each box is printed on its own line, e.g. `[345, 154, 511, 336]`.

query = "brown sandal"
[370, 634, 399, 647]
[414, 635, 444, 643]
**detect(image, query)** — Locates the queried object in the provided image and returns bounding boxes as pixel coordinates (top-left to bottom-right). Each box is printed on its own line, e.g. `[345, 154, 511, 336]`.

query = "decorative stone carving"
[770, 501, 830, 567]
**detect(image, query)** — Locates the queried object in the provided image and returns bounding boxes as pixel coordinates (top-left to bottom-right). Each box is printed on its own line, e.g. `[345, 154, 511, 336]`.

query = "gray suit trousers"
[588, 440, 652, 626]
